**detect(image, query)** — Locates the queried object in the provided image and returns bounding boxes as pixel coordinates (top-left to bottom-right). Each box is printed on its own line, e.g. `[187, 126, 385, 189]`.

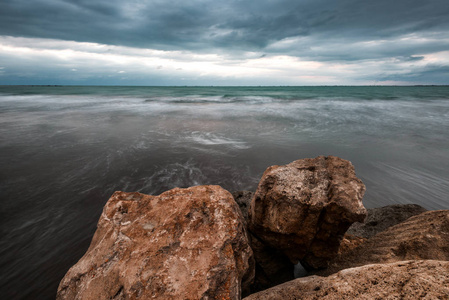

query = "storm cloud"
[0, 0, 448, 84]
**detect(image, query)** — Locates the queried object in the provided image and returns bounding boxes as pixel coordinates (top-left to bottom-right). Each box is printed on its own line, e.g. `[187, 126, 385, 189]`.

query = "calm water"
[1, 85, 448, 298]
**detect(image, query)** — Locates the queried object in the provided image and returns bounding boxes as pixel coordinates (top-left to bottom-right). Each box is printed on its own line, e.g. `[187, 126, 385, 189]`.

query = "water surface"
[1, 85, 448, 299]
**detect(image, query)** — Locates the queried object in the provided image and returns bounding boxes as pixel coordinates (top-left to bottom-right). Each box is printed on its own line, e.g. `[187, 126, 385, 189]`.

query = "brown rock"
[347, 204, 427, 239]
[248, 233, 294, 293]
[244, 260, 449, 300]
[249, 156, 366, 269]
[320, 210, 449, 276]
[57, 185, 254, 300]
[337, 234, 367, 256]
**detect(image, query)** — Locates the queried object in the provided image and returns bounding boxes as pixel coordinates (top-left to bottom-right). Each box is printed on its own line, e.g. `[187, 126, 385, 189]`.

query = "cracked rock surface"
[248, 156, 367, 269]
[318, 210, 449, 276]
[244, 260, 449, 300]
[346, 204, 427, 239]
[57, 186, 254, 300]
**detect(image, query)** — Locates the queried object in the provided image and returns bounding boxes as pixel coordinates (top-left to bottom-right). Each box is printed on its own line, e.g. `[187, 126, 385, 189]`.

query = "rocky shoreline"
[57, 156, 449, 299]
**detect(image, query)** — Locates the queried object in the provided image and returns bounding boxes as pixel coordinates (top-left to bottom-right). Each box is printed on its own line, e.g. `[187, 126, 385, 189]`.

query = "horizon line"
[1, 84, 448, 88]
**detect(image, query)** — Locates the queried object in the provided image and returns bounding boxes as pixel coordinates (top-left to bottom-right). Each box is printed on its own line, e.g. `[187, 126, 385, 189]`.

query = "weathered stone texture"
[347, 203, 427, 239]
[244, 260, 449, 300]
[321, 210, 449, 276]
[337, 234, 367, 256]
[57, 185, 254, 300]
[249, 156, 366, 269]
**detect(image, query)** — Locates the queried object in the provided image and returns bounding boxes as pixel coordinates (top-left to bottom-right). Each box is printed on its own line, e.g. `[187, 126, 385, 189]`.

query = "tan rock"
[57, 185, 254, 300]
[249, 156, 366, 269]
[244, 260, 449, 300]
[320, 210, 449, 276]
[337, 234, 367, 256]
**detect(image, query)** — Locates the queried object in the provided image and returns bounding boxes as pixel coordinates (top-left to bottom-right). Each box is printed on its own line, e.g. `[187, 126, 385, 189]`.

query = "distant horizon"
[1, 84, 449, 88]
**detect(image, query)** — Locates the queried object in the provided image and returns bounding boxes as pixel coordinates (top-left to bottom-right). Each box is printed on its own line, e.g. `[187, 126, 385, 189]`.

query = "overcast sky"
[1, 0, 448, 85]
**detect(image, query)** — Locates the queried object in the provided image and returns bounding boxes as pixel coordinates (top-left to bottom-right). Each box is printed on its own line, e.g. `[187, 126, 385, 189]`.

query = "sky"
[0, 0, 448, 86]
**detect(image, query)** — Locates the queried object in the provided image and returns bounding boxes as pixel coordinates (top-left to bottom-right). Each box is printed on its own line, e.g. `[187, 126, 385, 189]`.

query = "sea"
[1, 85, 448, 299]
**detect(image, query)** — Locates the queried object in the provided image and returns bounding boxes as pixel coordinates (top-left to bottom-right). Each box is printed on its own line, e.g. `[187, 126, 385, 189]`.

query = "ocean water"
[1, 85, 448, 298]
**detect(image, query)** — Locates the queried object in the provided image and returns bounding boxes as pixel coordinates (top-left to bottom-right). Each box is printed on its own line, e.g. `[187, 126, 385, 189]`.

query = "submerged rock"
[249, 156, 367, 269]
[347, 203, 427, 239]
[244, 260, 449, 300]
[320, 210, 449, 276]
[57, 186, 254, 300]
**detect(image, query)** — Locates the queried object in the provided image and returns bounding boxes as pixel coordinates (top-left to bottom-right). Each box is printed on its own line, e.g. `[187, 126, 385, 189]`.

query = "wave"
[185, 132, 251, 149]
[143, 95, 281, 105]
[134, 160, 208, 194]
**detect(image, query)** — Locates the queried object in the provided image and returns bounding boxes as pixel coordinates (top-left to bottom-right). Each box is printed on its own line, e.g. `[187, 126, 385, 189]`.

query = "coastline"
[56, 156, 449, 299]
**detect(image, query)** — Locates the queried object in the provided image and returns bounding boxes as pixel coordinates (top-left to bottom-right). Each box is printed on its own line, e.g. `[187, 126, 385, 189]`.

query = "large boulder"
[347, 204, 427, 239]
[249, 156, 367, 269]
[57, 186, 255, 300]
[244, 260, 449, 299]
[320, 210, 449, 276]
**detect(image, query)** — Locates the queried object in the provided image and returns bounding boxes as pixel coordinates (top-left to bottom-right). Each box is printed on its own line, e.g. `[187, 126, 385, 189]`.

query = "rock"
[232, 191, 254, 223]
[249, 156, 367, 269]
[233, 191, 295, 293]
[57, 186, 255, 300]
[320, 210, 449, 276]
[347, 204, 427, 239]
[337, 234, 367, 256]
[244, 260, 449, 300]
[248, 233, 294, 293]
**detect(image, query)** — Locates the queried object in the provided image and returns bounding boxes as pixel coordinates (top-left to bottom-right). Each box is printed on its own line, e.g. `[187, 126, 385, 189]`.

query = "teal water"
[1, 85, 448, 298]
[2, 85, 449, 99]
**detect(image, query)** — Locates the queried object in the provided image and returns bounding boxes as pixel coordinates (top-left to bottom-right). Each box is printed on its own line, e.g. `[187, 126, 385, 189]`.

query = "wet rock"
[320, 210, 449, 276]
[57, 186, 254, 300]
[347, 204, 427, 239]
[244, 260, 449, 300]
[249, 156, 367, 269]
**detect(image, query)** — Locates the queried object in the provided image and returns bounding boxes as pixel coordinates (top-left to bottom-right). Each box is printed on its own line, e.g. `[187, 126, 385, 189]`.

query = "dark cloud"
[377, 64, 449, 85]
[406, 56, 425, 62]
[1, 0, 448, 57]
[264, 33, 449, 62]
[1, 0, 448, 85]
